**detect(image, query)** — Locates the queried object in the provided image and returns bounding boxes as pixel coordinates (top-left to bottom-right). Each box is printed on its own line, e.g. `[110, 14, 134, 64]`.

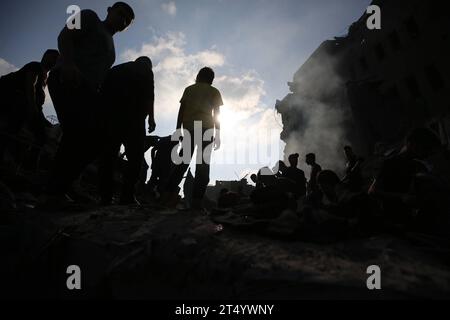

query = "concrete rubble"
[1, 202, 450, 299]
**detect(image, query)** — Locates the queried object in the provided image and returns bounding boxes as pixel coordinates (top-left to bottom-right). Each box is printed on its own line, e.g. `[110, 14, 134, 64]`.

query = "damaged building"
[276, 0, 450, 162]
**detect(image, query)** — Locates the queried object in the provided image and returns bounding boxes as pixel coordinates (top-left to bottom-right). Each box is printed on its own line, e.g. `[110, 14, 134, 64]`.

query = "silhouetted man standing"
[164, 67, 223, 209]
[284, 153, 307, 197]
[99, 56, 155, 205]
[47, 2, 134, 199]
[306, 153, 322, 196]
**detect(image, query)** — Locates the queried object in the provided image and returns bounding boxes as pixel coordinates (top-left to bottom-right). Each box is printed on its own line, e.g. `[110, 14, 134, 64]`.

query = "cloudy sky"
[0, 0, 370, 182]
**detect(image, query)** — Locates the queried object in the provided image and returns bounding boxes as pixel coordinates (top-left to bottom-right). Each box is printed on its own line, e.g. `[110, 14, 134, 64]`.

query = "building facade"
[276, 0, 450, 161]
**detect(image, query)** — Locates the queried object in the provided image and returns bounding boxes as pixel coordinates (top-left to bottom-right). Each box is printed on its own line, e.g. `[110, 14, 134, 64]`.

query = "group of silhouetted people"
[1, 3, 449, 236]
[0, 2, 223, 209]
[247, 128, 450, 236]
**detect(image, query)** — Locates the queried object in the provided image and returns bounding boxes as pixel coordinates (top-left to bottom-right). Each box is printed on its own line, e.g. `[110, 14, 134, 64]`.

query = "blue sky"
[0, 0, 371, 182]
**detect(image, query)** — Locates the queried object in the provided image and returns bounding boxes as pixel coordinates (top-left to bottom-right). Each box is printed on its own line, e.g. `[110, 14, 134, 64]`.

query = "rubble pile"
[2, 202, 450, 299]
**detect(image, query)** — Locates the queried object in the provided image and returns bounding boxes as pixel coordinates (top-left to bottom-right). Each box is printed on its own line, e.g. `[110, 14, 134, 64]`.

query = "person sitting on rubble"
[250, 173, 262, 189]
[250, 167, 298, 218]
[217, 188, 241, 208]
[0, 49, 59, 165]
[411, 144, 450, 235]
[317, 170, 342, 209]
[341, 146, 364, 191]
[274, 160, 288, 178]
[99, 56, 155, 205]
[318, 170, 378, 223]
[283, 153, 307, 198]
[295, 170, 381, 240]
[369, 127, 441, 227]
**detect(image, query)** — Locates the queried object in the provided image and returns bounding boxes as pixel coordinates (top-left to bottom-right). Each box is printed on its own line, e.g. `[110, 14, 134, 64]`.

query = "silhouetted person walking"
[164, 67, 223, 209]
[47, 2, 134, 199]
[0, 50, 59, 163]
[99, 56, 155, 205]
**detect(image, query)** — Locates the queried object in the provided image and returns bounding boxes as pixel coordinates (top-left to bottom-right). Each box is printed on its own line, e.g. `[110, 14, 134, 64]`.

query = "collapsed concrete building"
[276, 0, 450, 167]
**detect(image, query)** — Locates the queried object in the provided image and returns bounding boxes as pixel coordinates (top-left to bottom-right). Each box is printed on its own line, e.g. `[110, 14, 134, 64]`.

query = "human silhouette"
[317, 170, 342, 204]
[305, 153, 322, 195]
[46, 2, 135, 199]
[0, 50, 59, 164]
[250, 166, 297, 217]
[99, 56, 154, 205]
[283, 153, 307, 197]
[163, 67, 223, 209]
[369, 127, 441, 224]
[341, 146, 364, 191]
[274, 160, 288, 178]
[147, 135, 179, 195]
[316, 169, 378, 234]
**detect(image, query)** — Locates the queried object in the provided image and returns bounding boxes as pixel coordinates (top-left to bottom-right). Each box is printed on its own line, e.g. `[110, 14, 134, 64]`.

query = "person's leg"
[161, 132, 195, 206]
[121, 117, 145, 203]
[98, 135, 121, 204]
[47, 72, 100, 195]
[192, 131, 213, 206]
[97, 93, 119, 204]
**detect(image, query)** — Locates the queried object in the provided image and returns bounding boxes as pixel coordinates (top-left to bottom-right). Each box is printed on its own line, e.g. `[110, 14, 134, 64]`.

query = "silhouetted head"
[250, 174, 258, 184]
[275, 160, 287, 174]
[305, 153, 316, 166]
[288, 153, 299, 168]
[317, 170, 340, 195]
[41, 49, 59, 71]
[343, 145, 355, 161]
[257, 167, 276, 186]
[406, 127, 441, 159]
[135, 56, 153, 69]
[106, 2, 135, 33]
[196, 67, 215, 85]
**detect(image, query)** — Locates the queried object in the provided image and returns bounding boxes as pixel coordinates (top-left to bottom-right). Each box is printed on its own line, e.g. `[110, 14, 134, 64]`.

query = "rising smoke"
[280, 43, 352, 175]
